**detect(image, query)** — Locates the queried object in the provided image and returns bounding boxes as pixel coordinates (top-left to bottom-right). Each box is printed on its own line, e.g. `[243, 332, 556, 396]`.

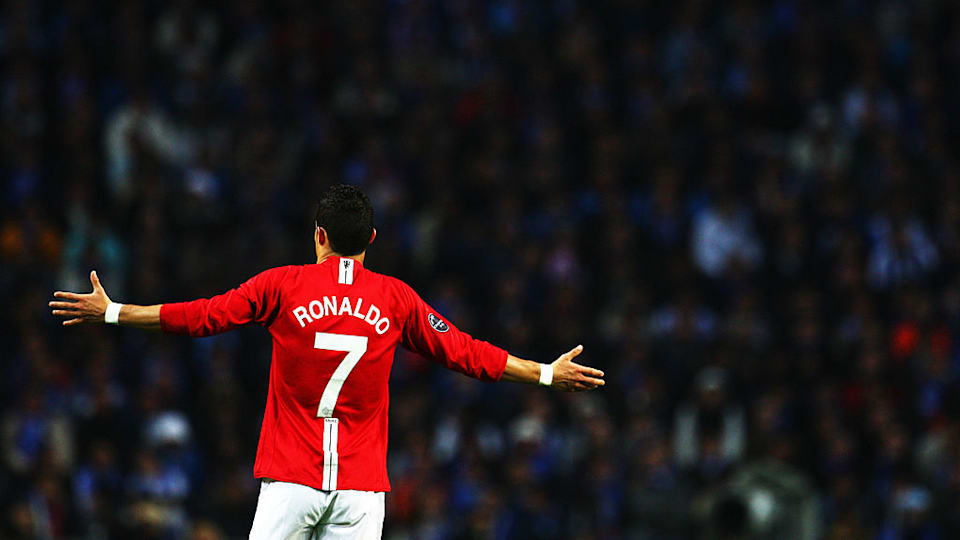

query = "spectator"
[674, 367, 746, 478]
[691, 193, 763, 278]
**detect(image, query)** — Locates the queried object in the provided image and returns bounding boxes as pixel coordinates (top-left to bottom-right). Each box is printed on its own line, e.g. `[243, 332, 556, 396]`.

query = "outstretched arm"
[50, 271, 162, 330]
[399, 282, 606, 392]
[51, 267, 286, 335]
[502, 345, 605, 392]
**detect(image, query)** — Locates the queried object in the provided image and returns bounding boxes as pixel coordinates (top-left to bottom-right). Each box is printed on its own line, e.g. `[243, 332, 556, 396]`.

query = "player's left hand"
[550, 345, 605, 392]
[49, 270, 112, 326]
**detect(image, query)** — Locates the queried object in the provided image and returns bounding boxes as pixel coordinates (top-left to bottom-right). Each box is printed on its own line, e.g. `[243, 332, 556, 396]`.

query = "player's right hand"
[49, 270, 112, 326]
[550, 345, 605, 392]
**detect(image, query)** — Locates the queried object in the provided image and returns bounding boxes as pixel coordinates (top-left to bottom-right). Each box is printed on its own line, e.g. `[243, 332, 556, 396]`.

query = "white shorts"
[248, 479, 385, 540]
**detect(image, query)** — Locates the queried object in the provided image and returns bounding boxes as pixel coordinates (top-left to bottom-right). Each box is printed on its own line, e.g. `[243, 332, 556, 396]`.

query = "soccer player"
[49, 185, 605, 539]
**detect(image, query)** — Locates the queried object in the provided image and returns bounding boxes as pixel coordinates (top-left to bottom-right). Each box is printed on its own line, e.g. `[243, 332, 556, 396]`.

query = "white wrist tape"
[105, 302, 123, 325]
[538, 363, 554, 386]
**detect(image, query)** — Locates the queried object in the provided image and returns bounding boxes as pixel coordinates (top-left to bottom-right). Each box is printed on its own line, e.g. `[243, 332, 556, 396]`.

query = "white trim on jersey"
[338, 258, 354, 285]
[323, 418, 340, 490]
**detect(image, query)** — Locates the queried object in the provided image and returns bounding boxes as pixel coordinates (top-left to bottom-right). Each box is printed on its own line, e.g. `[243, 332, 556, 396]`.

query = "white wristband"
[105, 302, 123, 325]
[538, 363, 554, 386]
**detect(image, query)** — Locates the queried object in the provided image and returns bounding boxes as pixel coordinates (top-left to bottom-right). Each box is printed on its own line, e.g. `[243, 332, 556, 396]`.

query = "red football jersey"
[159, 256, 507, 492]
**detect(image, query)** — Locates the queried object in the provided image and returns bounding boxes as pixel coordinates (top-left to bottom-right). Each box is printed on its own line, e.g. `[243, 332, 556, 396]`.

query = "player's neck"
[316, 250, 365, 266]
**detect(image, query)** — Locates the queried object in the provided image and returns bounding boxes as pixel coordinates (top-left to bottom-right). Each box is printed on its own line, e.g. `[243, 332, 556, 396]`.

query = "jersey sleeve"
[398, 282, 507, 381]
[159, 266, 291, 336]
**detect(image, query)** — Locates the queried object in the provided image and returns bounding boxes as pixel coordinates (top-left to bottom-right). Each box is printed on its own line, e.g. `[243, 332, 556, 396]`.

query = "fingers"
[90, 270, 104, 291]
[580, 376, 605, 387]
[552, 345, 605, 392]
[574, 364, 604, 378]
[560, 344, 584, 362]
[555, 378, 603, 392]
[51, 284, 95, 326]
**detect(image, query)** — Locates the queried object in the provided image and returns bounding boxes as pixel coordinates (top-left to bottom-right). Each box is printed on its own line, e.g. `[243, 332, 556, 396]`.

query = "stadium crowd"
[3, 0, 960, 538]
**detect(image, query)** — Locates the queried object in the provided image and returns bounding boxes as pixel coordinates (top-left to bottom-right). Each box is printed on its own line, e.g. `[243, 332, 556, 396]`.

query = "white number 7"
[314, 332, 368, 417]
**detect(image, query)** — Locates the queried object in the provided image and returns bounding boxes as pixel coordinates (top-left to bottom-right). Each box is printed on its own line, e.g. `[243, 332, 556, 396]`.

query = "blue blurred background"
[3, 1, 960, 538]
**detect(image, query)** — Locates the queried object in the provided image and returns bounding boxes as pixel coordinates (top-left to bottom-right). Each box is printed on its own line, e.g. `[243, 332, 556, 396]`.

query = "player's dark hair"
[315, 184, 375, 256]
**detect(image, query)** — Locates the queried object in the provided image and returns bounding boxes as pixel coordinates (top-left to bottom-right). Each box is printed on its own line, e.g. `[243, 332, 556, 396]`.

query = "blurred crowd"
[3, 0, 960, 538]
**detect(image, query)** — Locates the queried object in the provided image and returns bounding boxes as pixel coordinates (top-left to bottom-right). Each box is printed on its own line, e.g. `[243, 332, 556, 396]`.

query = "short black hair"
[315, 184, 374, 256]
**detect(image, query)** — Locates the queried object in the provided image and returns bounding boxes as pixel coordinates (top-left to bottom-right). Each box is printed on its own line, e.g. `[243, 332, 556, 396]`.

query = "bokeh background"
[3, 0, 960, 538]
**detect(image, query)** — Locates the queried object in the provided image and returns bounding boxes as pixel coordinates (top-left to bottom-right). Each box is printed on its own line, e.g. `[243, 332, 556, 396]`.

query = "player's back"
[158, 254, 506, 492]
[254, 256, 409, 492]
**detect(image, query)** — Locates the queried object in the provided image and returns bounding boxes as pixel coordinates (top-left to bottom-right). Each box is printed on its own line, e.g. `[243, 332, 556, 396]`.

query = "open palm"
[49, 271, 112, 326]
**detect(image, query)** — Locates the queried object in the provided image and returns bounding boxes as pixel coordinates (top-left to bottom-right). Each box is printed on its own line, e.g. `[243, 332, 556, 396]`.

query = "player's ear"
[317, 226, 328, 247]
[369, 228, 377, 245]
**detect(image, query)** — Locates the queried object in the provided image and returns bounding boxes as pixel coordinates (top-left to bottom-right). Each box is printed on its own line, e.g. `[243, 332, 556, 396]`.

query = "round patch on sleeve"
[428, 313, 449, 332]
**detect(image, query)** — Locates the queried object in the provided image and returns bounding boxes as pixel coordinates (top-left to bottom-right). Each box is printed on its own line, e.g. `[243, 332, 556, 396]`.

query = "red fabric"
[159, 257, 506, 492]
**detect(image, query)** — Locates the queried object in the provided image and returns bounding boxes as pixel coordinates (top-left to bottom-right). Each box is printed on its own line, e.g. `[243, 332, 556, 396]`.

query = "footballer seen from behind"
[49, 184, 605, 539]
